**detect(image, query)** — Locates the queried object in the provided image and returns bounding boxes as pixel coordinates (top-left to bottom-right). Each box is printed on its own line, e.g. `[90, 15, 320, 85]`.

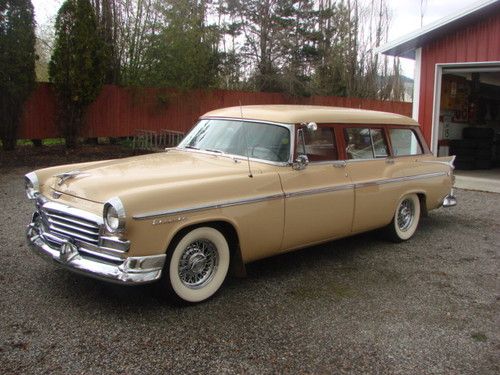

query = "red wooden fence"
[19, 83, 412, 139]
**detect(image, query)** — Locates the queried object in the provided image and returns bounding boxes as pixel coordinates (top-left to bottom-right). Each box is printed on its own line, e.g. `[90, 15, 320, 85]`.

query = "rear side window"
[389, 129, 422, 156]
[344, 128, 388, 159]
[298, 127, 338, 161]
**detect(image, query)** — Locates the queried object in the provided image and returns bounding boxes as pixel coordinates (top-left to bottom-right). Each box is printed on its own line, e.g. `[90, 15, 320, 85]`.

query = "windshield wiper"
[204, 148, 224, 154]
[184, 145, 199, 150]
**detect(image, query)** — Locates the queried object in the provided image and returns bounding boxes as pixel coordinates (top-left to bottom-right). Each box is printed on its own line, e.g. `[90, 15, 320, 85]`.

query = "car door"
[279, 125, 354, 252]
[342, 125, 402, 233]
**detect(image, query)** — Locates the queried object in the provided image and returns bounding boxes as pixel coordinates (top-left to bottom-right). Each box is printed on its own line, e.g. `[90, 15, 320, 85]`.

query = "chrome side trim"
[345, 157, 390, 163]
[133, 193, 285, 220]
[285, 184, 354, 198]
[354, 171, 447, 189]
[133, 171, 448, 220]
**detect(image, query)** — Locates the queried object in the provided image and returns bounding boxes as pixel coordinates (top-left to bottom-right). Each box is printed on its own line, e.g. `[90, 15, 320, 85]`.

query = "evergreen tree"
[142, 0, 220, 90]
[49, 0, 107, 148]
[91, 0, 121, 84]
[0, 0, 36, 150]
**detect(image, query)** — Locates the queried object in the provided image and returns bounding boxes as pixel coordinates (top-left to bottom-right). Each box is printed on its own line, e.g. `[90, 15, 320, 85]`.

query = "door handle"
[332, 161, 347, 168]
[385, 158, 395, 164]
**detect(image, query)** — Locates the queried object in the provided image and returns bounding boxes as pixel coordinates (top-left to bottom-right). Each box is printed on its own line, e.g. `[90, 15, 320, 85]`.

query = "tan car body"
[26, 105, 455, 289]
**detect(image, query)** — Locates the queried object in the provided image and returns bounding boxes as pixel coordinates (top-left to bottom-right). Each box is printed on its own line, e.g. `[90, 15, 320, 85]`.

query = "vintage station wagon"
[25, 105, 456, 303]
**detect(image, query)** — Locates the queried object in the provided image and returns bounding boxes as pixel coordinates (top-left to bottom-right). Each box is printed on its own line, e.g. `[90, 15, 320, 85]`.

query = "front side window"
[389, 128, 423, 156]
[178, 119, 291, 162]
[344, 128, 388, 159]
[298, 127, 338, 161]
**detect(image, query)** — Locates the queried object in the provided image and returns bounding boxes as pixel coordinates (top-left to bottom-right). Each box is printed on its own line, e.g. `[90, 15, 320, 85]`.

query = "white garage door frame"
[429, 61, 500, 155]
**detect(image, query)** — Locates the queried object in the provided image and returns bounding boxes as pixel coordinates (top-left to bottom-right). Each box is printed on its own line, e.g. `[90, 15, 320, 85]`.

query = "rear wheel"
[385, 194, 421, 242]
[162, 227, 230, 303]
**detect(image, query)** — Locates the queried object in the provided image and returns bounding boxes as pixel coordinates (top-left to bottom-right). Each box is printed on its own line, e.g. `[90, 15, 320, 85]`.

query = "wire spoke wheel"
[386, 193, 421, 242]
[178, 239, 219, 289]
[396, 198, 415, 231]
[166, 227, 230, 303]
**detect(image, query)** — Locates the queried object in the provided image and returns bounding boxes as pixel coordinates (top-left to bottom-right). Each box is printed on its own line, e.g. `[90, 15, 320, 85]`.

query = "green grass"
[42, 138, 65, 146]
[116, 137, 135, 149]
[471, 332, 487, 342]
[7, 138, 66, 147]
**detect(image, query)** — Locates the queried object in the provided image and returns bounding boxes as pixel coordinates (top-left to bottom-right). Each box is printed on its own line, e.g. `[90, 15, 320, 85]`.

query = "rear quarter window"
[389, 129, 423, 156]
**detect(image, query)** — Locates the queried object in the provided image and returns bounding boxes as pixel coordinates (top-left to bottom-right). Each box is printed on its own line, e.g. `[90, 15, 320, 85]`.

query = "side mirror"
[292, 154, 309, 170]
[306, 122, 318, 132]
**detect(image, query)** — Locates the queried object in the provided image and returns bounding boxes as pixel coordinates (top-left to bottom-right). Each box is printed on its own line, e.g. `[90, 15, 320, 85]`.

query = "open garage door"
[435, 65, 500, 176]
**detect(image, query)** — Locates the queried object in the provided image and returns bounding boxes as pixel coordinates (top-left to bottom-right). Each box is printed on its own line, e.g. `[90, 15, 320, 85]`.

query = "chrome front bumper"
[27, 223, 166, 285]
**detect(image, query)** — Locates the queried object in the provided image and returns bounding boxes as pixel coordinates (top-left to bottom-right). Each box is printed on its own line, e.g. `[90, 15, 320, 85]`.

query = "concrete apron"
[454, 168, 500, 194]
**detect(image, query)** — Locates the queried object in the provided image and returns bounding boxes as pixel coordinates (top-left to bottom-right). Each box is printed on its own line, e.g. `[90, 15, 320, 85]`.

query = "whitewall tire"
[386, 194, 421, 242]
[165, 227, 230, 303]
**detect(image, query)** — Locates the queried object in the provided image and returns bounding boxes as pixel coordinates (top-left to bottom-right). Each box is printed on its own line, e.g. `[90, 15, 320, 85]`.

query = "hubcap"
[397, 199, 414, 231]
[178, 239, 218, 289]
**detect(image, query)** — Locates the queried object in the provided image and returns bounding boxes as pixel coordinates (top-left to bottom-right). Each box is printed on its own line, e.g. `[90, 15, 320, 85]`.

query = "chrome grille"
[39, 205, 101, 245]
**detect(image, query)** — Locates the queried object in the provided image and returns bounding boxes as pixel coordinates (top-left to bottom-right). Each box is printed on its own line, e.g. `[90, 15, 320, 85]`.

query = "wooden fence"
[19, 83, 412, 140]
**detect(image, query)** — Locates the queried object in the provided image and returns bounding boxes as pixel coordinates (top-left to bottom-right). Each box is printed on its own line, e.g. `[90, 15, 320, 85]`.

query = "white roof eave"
[376, 0, 500, 59]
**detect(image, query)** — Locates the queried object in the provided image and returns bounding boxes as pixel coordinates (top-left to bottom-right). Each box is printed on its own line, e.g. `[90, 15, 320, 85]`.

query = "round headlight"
[25, 172, 39, 199]
[106, 205, 120, 230]
[104, 197, 126, 233]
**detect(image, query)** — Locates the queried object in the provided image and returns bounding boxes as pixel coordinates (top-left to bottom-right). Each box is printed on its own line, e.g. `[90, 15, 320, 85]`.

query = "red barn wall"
[418, 11, 500, 143]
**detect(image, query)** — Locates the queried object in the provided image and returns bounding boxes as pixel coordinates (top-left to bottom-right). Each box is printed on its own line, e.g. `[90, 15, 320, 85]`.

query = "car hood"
[49, 150, 250, 203]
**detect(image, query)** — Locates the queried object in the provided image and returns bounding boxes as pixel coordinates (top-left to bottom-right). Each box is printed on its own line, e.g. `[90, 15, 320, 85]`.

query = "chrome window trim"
[177, 118, 294, 166]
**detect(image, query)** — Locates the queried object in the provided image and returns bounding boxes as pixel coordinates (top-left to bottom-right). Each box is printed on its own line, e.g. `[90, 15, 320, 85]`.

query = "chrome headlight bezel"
[25, 172, 39, 199]
[103, 197, 126, 233]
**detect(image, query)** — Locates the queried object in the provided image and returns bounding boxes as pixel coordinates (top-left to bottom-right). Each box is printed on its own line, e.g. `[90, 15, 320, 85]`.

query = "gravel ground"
[0, 166, 498, 374]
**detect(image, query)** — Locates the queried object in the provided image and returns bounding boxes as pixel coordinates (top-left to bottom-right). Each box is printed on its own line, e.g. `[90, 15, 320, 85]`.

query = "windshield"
[178, 119, 291, 163]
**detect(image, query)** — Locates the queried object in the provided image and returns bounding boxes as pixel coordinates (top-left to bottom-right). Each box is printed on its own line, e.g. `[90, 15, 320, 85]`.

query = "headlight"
[24, 172, 39, 199]
[103, 197, 126, 233]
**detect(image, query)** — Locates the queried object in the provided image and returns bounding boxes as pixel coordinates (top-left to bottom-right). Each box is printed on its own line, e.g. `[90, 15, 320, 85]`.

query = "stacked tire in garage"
[494, 133, 500, 168]
[449, 127, 494, 170]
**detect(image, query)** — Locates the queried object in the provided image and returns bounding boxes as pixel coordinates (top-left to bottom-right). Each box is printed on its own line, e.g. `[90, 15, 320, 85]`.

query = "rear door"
[341, 125, 400, 233]
[342, 125, 431, 234]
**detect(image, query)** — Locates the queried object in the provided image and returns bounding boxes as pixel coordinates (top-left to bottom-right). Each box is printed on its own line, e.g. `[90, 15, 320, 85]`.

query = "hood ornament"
[55, 170, 86, 186]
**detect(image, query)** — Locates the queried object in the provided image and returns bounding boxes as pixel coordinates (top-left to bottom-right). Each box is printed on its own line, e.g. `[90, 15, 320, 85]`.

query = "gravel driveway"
[0, 166, 498, 374]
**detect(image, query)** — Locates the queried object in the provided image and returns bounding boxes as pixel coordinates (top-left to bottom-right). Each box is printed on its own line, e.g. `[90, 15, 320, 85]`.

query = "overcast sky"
[32, 0, 485, 78]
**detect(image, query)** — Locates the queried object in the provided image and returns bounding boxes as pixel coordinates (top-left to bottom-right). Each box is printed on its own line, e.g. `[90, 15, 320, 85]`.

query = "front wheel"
[163, 227, 230, 303]
[385, 194, 421, 242]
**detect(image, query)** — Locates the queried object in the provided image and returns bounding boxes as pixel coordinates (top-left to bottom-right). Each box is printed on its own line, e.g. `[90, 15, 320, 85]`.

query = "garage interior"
[437, 67, 500, 190]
